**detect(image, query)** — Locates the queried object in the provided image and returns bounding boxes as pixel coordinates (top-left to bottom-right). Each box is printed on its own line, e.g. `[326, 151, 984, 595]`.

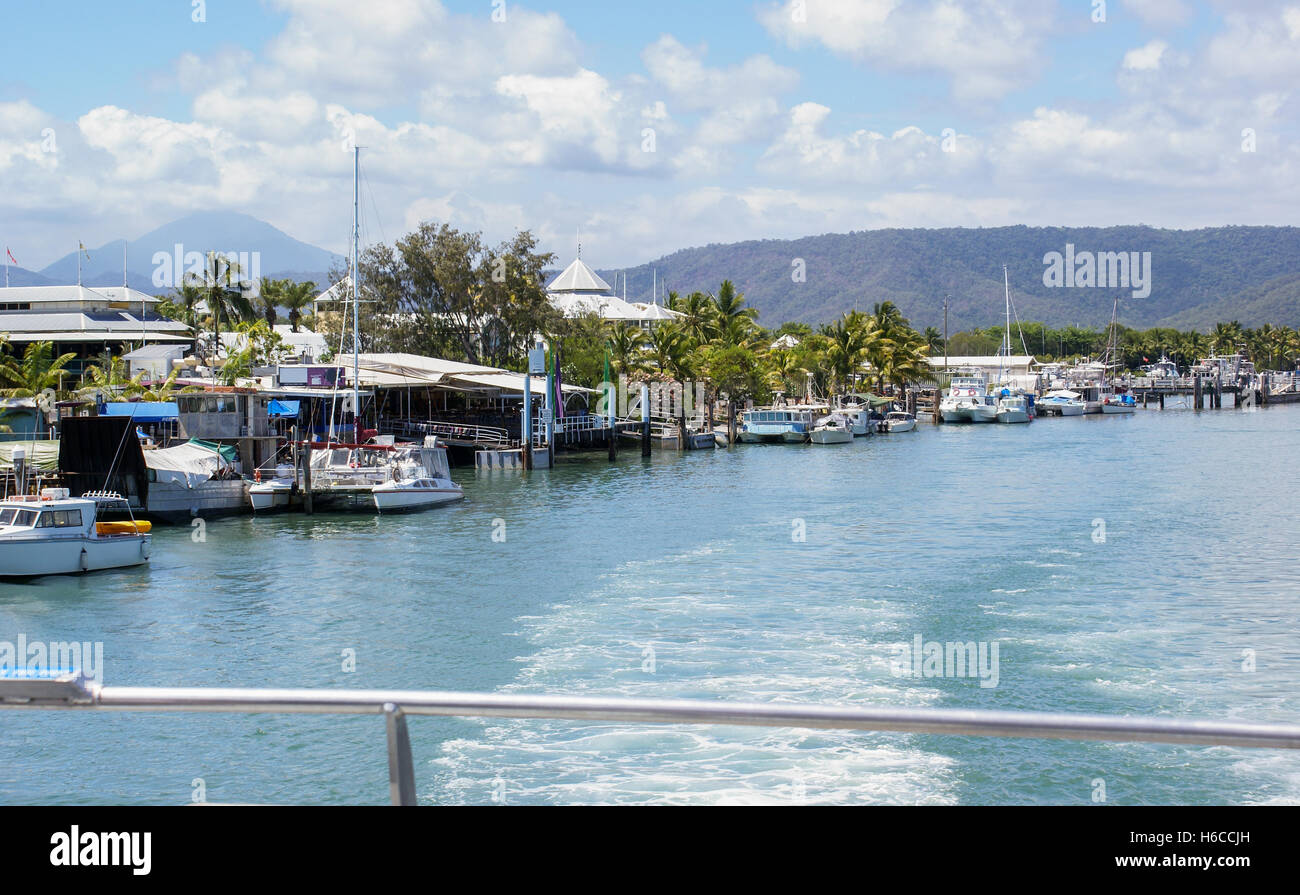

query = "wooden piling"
[300, 441, 313, 515]
[1194, 375, 1203, 410]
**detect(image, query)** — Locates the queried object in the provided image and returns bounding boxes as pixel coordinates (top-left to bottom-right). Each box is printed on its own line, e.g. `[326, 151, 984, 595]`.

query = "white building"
[546, 258, 682, 329]
[0, 285, 192, 367]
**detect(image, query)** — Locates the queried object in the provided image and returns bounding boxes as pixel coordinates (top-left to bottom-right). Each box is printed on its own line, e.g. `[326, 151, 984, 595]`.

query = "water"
[3, 406, 1299, 805]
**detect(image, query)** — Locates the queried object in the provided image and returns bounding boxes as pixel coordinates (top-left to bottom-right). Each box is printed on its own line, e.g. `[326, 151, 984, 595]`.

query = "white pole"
[352, 146, 361, 441]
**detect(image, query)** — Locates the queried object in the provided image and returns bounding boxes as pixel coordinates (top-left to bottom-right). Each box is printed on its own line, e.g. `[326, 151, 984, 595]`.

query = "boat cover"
[143, 441, 235, 488]
[0, 440, 59, 472]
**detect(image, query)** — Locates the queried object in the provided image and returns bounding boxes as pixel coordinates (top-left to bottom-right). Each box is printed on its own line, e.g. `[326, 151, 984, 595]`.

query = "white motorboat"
[809, 415, 854, 444]
[1040, 390, 1085, 416]
[835, 404, 872, 436]
[1101, 394, 1137, 414]
[940, 371, 995, 422]
[883, 411, 917, 433]
[248, 466, 295, 513]
[0, 490, 151, 577]
[995, 393, 1032, 423]
[371, 441, 464, 512]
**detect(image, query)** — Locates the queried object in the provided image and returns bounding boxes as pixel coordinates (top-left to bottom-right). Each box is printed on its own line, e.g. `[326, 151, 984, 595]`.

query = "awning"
[268, 399, 300, 418]
[102, 402, 179, 422]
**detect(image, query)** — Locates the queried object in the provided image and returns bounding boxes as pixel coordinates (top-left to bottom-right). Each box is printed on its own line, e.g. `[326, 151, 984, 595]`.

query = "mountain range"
[27, 212, 342, 295]
[596, 225, 1300, 332]
[8, 214, 1300, 331]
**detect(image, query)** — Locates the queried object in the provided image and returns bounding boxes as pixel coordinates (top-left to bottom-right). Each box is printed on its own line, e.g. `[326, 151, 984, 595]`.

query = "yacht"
[1039, 390, 1085, 416]
[371, 441, 464, 512]
[0, 490, 151, 577]
[940, 371, 996, 423]
[883, 411, 917, 433]
[995, 393, 1032, 423]
[809, 414, 854, 444]
[738, 407, 818, 443]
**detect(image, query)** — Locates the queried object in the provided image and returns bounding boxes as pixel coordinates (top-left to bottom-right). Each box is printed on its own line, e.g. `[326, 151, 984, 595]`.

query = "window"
[15, 510, 35, 527]
[35, 512, 53, 528]
[0, 508, 16, 526]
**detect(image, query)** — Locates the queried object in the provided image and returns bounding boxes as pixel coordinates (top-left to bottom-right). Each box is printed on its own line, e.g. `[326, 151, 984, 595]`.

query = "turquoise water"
[3, 405, 1299, 805]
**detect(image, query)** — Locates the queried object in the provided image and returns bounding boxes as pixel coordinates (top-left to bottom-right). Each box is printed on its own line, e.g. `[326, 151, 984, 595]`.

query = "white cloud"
[758, 0, 1055, 100]
[1122, 40, 1169, 71]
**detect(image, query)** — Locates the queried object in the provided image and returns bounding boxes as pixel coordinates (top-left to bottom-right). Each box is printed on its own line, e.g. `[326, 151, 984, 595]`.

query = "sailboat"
[1099, 297, 1136, 414]
[994, 266, 1032, 423]
[249, 148, 464, 514]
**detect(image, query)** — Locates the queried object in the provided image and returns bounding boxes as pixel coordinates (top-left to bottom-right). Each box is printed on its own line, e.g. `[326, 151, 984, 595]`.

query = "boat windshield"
[0, 508, 38, 527]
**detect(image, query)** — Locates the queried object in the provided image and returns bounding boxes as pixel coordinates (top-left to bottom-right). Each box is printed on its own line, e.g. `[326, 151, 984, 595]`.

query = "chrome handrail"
[5, 674, 1300, 805]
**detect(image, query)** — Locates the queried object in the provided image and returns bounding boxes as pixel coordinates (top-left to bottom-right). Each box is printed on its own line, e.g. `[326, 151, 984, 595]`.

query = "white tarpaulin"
[143, 443, 232, 489]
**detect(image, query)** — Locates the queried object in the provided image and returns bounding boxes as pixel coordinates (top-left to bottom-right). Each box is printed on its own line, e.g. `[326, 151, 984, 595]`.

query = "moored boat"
[883, 411, 917, 433]
[0, 490, 151, 577]
[809, 415, 854, 444]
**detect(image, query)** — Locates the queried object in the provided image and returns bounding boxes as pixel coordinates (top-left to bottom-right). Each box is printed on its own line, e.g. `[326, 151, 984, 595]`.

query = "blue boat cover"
[268, 399, 300, 418]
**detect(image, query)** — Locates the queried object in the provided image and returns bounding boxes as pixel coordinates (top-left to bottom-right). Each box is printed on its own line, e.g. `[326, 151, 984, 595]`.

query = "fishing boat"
[995, 392, 1032, 423]
[883, 411, 917, 432]
[738, 407, 817, 443]
[809, 414, 854, 444]
[0, 490, 150, 577]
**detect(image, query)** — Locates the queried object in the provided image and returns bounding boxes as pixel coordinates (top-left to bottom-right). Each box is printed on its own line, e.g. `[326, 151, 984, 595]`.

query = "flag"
[5, 247, 15, 265]
[80, 241, 90, 260]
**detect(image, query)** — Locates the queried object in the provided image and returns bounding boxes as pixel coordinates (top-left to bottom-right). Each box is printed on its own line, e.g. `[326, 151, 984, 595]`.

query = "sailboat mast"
[352, 145, 361, 440]
[1003, 265, 1012, 357]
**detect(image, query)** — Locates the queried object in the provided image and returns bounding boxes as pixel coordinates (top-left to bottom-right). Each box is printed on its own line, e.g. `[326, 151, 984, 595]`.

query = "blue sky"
[2, 0, 1297, 270]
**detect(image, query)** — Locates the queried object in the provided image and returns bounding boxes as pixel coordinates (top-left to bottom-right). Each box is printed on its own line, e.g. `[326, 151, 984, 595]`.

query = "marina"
[3, 404, 1298, 804]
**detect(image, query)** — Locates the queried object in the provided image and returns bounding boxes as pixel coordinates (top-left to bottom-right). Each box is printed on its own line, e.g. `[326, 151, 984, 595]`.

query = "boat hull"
[997, 409, 1030, 423]
[1101, 403, 1136, 414]
[0, 534, 150, 577]
[372, 486, 464, 513]
[885, 419, 917, 433]
[809, 429, 852, 444]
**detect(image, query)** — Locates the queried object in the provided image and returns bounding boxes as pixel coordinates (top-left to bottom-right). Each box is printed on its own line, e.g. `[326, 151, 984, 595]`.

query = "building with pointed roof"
[545, 257, 681, 329]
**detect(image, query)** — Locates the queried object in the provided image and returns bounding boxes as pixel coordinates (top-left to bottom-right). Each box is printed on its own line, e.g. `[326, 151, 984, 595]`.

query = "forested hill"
[597, 225, 1300, 332]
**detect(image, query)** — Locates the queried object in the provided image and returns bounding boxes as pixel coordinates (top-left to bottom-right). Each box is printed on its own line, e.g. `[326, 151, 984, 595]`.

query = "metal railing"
[5, 673, 1300, 805]
[389, 419, 510, 445]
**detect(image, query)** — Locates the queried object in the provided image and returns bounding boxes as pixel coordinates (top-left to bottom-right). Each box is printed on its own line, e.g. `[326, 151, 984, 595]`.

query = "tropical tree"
[0, 340, 78, 398]
[279, 279, 318, 333]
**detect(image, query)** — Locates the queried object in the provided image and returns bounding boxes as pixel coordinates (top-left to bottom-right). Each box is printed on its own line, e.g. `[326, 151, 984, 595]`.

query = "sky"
[2, 0, 1299, 271]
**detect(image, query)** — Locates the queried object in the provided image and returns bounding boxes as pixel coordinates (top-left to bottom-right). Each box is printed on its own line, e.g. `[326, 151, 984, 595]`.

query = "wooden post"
[300, 440, 313, 515]
[1158, 392, 1164, 409]
[1194, 375, 1202, 410]
[727, 400, 737, 446]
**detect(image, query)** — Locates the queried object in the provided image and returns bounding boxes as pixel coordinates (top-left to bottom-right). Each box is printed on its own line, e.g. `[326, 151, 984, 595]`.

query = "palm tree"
[202, 252, 256, 361]
[279, 279, 317, 333]
[608, 322, 646, 379]
[710, 280, 757, 346]
[0, 341, 78, 398]
[669, 290, 715, 346]
[257, 277, 284, 327]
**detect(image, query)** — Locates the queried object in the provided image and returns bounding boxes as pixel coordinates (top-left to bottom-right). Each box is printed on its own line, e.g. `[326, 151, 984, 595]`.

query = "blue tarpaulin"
[268, 399, 300, 418]
[102, 402, 179, 422]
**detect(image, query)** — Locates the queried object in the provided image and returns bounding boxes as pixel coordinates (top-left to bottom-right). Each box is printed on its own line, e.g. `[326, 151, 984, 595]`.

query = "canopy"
[844, 392, 896, 407]
[103, 402, 179, 422]
[0, 440, 59, 472]
[142, 440, 236, 489]
[268, 399, 300, 418]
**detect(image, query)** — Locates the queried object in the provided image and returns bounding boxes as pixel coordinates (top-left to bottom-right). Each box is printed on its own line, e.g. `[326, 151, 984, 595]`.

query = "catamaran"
[940, 370, 996, 422]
